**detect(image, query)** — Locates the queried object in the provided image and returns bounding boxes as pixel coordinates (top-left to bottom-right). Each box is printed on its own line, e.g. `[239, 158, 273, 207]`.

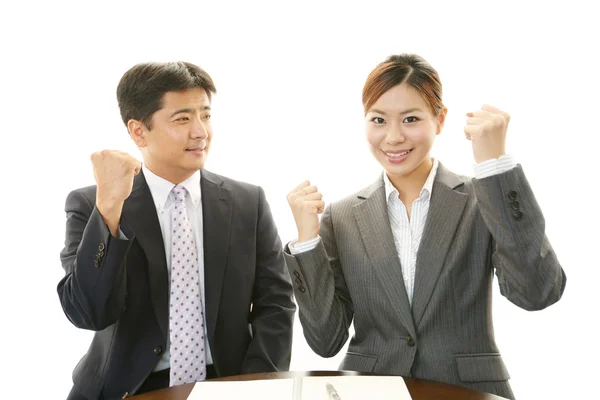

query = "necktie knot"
[171, 185, 188, 204]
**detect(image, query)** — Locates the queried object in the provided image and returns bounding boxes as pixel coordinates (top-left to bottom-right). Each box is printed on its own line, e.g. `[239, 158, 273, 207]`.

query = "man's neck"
[143, 163, 197, 185]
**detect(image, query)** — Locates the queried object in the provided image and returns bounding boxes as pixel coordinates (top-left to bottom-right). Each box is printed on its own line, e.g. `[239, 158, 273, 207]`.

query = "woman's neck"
[387, 157, 433, 202]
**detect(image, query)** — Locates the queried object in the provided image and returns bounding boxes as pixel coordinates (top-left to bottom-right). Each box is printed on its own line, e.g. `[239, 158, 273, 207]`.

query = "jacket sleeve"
[57, 189, 134, 330]
[473, 165, 566, 311]
[241, 187, 296, 373]
[283, 204, 354, 357]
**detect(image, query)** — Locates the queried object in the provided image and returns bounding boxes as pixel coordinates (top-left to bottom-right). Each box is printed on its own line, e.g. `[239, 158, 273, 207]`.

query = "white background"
[1, 1, 598, 399]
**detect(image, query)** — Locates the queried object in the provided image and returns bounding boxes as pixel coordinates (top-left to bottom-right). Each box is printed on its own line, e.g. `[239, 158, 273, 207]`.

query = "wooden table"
[130, 371, 508, 399]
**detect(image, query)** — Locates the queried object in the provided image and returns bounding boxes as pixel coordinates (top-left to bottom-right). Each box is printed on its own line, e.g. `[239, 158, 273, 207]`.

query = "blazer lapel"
[121, 171, 170, 341]
[200, 170, 233, 344]
[353, 177, 416, 338]
[411, 163, 468, 327]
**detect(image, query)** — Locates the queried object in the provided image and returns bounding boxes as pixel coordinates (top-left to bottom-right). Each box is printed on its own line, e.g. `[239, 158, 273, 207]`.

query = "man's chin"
[188, 159, 206, 171]
[184, 151, 208, 165]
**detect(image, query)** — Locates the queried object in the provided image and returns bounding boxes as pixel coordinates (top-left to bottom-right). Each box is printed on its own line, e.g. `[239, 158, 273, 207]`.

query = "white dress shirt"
[289, 155, 517, 307]
[142, 164, 213, 371]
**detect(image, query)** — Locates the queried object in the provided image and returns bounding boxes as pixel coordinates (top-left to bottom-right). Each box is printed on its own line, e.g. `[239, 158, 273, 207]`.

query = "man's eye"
[203, 114, 211, 121]
[176, 117, 189, 122]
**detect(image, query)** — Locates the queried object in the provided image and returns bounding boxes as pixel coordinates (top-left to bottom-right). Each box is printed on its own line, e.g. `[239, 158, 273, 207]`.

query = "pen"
[326, 382, 342, 400]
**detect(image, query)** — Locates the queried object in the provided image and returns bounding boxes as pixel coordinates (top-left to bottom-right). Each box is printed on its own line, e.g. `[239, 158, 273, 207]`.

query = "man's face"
[133, 87, 212, 183]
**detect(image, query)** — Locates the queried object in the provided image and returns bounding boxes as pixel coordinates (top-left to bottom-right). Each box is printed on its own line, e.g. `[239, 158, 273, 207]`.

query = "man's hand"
[91, 150, 141, 237]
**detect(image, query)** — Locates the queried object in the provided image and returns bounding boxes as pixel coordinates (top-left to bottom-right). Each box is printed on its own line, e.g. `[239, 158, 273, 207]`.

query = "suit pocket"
[455, 353, 510, 382]
[340, 352, 378, 372]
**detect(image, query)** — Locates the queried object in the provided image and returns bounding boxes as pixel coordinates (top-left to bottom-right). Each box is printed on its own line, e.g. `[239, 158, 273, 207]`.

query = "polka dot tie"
[169, 185, 206, 386]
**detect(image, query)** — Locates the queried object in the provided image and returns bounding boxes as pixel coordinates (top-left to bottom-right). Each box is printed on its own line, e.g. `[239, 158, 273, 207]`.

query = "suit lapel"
[121, 171, 170, 341]
[353, 178, 416, 338]
[411, 163, 468, 327]
[201, 170, 233, 343]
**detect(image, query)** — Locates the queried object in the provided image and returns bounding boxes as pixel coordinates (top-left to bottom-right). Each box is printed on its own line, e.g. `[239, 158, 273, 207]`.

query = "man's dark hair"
[117, 61, 216, 130]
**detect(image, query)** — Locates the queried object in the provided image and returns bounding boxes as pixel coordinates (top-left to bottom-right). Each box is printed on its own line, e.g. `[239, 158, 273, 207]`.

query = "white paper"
[187, 375, 412, 400]
[187, 378, 295, 400]
[300, 376, 412, 400]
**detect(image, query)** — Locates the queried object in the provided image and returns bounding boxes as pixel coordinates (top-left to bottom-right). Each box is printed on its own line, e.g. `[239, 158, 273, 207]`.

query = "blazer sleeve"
[473, 164, 567, 310]
[283, 204, 354, 358]
[241, 187, 296, 373]
[57, 189, 134, 330]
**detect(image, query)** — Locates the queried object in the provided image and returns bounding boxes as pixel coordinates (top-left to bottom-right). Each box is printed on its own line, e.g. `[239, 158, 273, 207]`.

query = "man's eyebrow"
[169, 106, 211, 118]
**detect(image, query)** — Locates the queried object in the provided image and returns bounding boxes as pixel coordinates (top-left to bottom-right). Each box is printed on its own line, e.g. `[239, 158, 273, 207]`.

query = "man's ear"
[436, 107, 448, 135]
[128, 119, 148, 147]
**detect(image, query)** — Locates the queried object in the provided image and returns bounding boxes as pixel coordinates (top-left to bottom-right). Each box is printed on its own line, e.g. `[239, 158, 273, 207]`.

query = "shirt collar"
[383, 158, 439, 203]
[142, 164, 202, 213]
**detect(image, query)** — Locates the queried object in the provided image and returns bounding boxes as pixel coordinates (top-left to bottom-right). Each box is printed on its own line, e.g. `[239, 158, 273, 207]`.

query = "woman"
[284, 54, 566, 399]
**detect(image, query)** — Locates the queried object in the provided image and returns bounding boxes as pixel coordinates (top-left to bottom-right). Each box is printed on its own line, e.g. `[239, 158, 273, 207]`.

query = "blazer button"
[508, 190, 518, 200]
[513, 211, 524, 220]
[407, 335, 415, 347]
[295, 278, 303, 286]
[99, 243, 105, 251]
[154, 346, 163, 356]
[298, 286, 306, 293]
[294, 271, 301, 278]
[93, 260, 99, 268]
[98, 250, 105, 258]
[510, 201, 520, 210]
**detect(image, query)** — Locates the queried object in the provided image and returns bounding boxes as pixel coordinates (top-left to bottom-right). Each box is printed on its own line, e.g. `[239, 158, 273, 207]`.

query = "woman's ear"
[436, 107, 448, 135]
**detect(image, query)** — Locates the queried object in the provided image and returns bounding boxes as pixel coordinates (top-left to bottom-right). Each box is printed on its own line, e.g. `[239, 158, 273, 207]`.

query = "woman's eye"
[372, 117, 385, 124]
[404, 116, 419, 123]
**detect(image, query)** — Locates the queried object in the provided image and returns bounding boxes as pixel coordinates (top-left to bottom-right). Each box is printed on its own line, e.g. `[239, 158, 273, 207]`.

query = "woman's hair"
[362, 54, 444, 116]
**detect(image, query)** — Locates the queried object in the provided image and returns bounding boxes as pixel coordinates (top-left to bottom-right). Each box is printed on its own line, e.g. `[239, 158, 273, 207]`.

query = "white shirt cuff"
[288, 236, 321, 255]
[474, 154, 517, 179]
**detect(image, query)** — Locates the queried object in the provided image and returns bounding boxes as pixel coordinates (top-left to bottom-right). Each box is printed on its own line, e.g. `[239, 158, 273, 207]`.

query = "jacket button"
[513, 211, 524, 220]
[154, 346, 163, 356]
[298, 286, 306, 293]
[510, 201, 520, 210]
[294, 271, 301, 278]
[508, 190, 518, 200]
[99, 243, 105, 251]
[295, 278, 303, 286]
[407, 335, 415, 347]
[93, 260, 99, 268]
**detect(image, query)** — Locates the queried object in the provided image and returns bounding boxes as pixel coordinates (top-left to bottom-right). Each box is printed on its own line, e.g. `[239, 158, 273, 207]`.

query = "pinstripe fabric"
[291, 156, 515, 306]
[284, 163, 566, 400]
[383, 159, 438, 306]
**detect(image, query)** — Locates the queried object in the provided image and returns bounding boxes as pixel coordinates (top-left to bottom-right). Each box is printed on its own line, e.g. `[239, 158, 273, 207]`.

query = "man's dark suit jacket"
[57, 169, 296, 400]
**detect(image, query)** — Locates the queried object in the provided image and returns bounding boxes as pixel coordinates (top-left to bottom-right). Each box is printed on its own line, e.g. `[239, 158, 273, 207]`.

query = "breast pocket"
[340, 352, 378, 372]
[455, 353, 510, 382]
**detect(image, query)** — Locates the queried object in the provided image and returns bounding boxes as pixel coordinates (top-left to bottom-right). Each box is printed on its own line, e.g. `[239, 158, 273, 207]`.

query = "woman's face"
[365, 82, 446, 181]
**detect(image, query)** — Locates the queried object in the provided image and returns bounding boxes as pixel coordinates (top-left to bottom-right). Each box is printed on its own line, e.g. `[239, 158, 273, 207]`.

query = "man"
[57, 61, 296, 399]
